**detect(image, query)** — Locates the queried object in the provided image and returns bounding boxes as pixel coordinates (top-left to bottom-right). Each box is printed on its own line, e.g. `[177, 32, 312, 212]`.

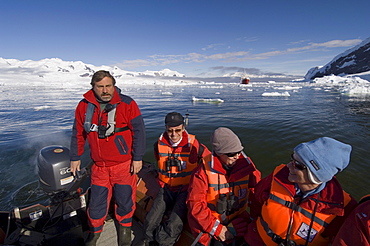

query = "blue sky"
[1, 0, 369, 77]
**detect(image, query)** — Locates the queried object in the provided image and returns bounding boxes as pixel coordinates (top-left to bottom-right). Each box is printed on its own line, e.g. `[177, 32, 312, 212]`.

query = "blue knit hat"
[294, 137, 352, 183]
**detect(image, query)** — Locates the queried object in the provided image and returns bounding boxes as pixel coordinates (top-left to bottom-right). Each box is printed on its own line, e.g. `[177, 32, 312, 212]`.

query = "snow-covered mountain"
[305, 37, 370, 80]
[0, 57, 185, 79]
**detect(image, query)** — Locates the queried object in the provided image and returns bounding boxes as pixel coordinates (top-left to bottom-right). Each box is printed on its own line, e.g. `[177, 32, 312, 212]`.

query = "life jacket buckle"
[272, 233, 283, 244]
[90, 124, 99, 132]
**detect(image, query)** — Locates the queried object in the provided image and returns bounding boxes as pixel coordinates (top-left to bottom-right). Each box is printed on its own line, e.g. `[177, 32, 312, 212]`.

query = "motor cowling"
[37, 145, 74, 195]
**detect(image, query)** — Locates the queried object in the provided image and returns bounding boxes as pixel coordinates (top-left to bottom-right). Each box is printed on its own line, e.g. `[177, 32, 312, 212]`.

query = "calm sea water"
[1, 79, 370, 211]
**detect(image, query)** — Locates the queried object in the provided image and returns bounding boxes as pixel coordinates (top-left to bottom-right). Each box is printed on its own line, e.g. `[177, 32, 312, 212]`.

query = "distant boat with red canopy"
[240, 76, 250, 84]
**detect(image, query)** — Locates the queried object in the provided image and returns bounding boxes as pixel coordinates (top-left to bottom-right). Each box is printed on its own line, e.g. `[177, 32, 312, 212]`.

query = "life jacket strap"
[84, 102, 96, 133]
[84, 102, 129, 137]
[269, 194, 328, 227]
[259, 216, 285, 244]
[88, 125, 129, 133]
[105, 107, 116, 136]
[115, 126, 130, 133]
[90, 124, 99, 132]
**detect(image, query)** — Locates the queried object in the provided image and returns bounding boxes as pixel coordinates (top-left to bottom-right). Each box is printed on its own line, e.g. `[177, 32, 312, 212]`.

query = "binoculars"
[272, 234, 297, 246]
[165, 155, 183, 172]
[216, 192, 240, 214]
[278, 240, 297, 246]
[97, 104, 114, 139]
[98, 124, 111, 139]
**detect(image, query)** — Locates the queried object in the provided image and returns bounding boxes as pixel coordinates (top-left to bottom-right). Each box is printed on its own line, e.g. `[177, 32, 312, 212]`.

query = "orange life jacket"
[157, 133, 199, 187]
[256, 164, 352, 246]
[203, 152, 253, 225]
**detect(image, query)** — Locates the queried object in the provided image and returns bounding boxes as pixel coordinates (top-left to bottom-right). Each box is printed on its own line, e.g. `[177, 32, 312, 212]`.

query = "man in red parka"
[187, 127, 261, 246]
[70, 70, 146, 246]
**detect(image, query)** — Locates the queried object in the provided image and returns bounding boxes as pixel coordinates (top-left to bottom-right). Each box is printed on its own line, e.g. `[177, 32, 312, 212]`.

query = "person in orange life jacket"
[245, 137, 357, 246]
[332, 194, 370, 246]
[143, 112, 208, 246]
[187, 127, 261, 246]
[69, 70, 146, 246]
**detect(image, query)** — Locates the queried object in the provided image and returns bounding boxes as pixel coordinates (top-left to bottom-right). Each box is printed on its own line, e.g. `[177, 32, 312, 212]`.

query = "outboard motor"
[2, 146, 92, 246]
[37, 145, 74, 196]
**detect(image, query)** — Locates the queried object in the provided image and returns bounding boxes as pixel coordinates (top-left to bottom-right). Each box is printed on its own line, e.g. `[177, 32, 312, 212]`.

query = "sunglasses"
[225, 151, 241, 157]
[290, 154, 307, 170]
[167, 128, 183, 134]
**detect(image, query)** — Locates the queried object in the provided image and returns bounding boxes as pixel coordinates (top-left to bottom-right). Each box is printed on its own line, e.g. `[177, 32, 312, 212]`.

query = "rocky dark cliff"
[305, 37, 370, 80]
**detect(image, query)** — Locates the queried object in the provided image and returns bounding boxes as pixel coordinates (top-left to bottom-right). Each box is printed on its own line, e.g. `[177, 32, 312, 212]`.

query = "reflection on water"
[11, 181, 49, 208]
[1, 81, 370, 210]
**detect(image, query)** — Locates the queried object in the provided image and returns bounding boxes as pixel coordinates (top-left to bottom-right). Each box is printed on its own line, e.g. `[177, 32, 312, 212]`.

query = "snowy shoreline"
[1, 57, 370, 97]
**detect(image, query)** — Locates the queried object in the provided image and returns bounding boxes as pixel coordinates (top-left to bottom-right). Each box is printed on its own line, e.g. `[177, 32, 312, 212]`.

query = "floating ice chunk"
[262, 91, 290, 97]
[161, 91, 173, 96]
[275, 86, 301, 90]
[192, 96, 224, 103]
[340, 84, 370, 95]
[200, 85, 224, 89]
[242, 88, 253, 91]
[34, 105, 51, 111]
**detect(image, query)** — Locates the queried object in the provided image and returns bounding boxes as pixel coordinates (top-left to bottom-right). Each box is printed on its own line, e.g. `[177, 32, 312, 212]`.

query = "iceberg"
[191, 96, 224, 103]
[262, 91, 290, 97]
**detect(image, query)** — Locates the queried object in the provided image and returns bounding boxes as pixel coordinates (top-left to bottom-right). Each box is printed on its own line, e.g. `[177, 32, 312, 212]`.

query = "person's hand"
[217, 225, 234, 241]
[131, 160, 143, 175]
[231, 217, 248, 237]
[70, 160, 81, 176]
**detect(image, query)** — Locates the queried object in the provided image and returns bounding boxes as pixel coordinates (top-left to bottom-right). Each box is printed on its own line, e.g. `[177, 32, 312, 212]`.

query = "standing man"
[187, 127, 261, 246]
[70, 70, 146, 246]
[143, 112, 207, 246]
[245, 137, 357, 246]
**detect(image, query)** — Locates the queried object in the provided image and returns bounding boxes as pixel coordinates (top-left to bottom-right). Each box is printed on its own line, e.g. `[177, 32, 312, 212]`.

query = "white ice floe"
[275, 86, 301, 90]
[192, 96, 224, 103]
[310, 73, 370, 95]
[340, 83, 370, 95]
[161, 91, 173, 96]
[262, 91, 290, 97]
[200, 85, 224, 89]
[239, 83, 252, 87]
[34, 105, 51, 111]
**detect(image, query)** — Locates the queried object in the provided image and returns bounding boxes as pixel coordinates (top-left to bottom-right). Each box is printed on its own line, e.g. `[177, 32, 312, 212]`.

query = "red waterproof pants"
[87, 160, 137, 232]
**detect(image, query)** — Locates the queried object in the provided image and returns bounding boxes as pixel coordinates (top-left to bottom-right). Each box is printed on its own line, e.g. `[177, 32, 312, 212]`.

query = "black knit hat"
[165, 112, 184, 127]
